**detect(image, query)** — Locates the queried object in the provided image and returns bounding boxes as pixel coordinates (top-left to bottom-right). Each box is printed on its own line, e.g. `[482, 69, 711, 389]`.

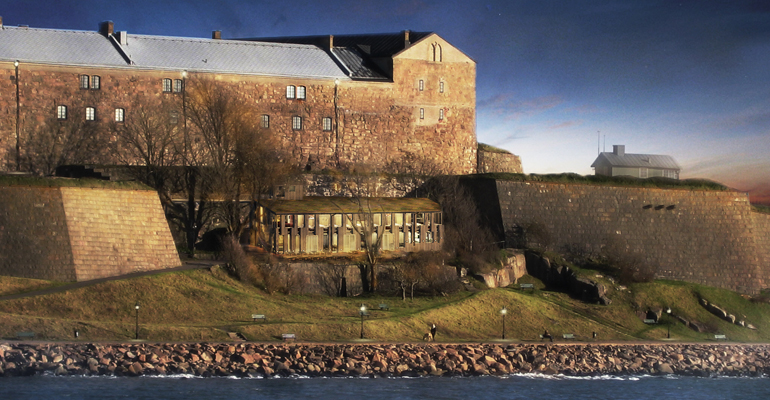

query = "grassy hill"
[1, 265, 769, 343]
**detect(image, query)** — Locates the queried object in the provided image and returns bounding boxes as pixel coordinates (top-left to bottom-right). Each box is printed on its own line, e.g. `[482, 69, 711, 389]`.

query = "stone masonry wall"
[1, 47, 476, 175]
[0, 184, 180, 282]
[0, 186, 76, 281]
[477, 150, 523, 174]
[490, 180, 769, 294]
[59, 187, 180, 281]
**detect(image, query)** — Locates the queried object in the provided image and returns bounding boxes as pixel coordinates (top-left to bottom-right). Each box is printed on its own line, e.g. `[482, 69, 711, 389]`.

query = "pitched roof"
[263, 196, 441, 214]
[0, 24, 350, 79]
[0, 26, 128, 67]
[591, 152, 681, 170]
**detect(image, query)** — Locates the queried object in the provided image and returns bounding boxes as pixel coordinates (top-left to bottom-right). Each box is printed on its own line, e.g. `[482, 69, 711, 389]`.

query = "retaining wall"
[466, 178, 770, 294]
[0, 184, 180, 281]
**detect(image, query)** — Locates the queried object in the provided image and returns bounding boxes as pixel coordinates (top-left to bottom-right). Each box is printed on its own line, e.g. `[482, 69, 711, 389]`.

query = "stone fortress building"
[0, 17, 482, 175]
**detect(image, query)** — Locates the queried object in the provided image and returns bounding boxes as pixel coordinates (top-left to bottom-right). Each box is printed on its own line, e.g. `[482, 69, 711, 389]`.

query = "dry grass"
[2, 267, 770, 343]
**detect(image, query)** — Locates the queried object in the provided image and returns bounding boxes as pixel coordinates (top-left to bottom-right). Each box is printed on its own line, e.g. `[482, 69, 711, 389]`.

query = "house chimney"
[116, 31, 128, 45]
[99, 21, 114, 36]
[212, 30, 221, 40]
[321, 35, 334, 49]
[403, 30, 411, 48]
[613, 145, 625, 156]
[0, 16, 4, 28]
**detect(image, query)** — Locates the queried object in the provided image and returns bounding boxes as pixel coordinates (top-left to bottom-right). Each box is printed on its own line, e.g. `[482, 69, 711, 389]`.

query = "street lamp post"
[666, 307, 672, 339]
[135, 302, 140, 340]
[359, 304, 367, 339]
[500, 307, 507, 340]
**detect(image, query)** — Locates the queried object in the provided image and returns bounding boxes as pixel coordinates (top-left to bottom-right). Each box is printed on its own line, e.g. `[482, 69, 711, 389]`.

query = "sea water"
[3, 374, 770, 400]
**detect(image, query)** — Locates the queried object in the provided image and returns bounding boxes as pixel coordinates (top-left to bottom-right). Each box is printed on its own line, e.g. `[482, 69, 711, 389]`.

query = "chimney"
[321, 35, 334, 49]
[0, 16, 3, 28]
[403, 30, 411, 48]
[212, 30, 221, 40]
[99, 21, 114, 36]
[613, 145, 625, 156]
[116, 31, 128, 45]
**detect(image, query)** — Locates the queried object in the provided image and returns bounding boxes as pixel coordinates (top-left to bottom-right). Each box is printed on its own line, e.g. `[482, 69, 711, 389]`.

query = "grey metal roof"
[591, 152, 681, 170]
[122, 34, 349, 78]
[1, 25, 350, 79]
[330, 47, 387, 80]
[0, 26, 128, 67]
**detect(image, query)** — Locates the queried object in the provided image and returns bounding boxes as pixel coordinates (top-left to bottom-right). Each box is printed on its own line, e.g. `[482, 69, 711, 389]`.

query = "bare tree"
[21, 107, 110, 175]
[383, 151, 445, 197]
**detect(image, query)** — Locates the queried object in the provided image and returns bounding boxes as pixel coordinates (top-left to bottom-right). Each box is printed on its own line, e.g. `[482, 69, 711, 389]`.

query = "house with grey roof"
[591, 145, 680, 179]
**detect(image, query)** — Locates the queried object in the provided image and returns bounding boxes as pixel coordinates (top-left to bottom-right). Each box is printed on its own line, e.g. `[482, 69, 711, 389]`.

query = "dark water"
[3, 374, 770, 399]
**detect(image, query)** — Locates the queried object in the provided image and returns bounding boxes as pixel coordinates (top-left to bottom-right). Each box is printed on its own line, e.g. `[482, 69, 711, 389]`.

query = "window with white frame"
[286, 85, 296, 99]
[419, 79, 424, 91]
[114, 108, 125, 122]
[91, 75, 101, 90]
[57, 105, 67, 120]
[261, 114, 270, 129]
[80, 75, 90, 89]
[162, 78, 172, 92]
[322, 117, 332, 131]
[439, 81, 444, 93]
[85, 107, 96, 121]
[419, 108, 424, 120]
[439, 109, 444, 121]
[292, 116, 302, 130]
[297, 86, 306, 100]
[173, 79, 184, 93]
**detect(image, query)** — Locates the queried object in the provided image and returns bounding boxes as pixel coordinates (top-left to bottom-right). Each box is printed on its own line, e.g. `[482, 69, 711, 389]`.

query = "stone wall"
[0, 184, 180, 281]
[465, 178, 770, 294]
[477, 149, 523, 174]
[0, 42, 476, 174]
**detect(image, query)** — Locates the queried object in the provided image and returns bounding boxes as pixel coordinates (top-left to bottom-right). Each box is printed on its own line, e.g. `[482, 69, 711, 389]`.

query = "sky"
[4, 0, 770, 204]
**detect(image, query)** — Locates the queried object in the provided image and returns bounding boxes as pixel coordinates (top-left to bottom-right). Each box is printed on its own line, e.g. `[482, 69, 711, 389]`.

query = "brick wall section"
[489, 180, 769, 294]
[477, 150, 523, 173]
[59, 187, 180, 281]
[1, 38, 477, 175]
[0, 185, 180, 282]
[0, 186, 76, 281]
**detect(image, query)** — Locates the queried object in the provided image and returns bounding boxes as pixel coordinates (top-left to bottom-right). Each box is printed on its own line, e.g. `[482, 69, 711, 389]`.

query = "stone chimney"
[212, 30, 221, 40]
[403, 30, 411, 48]
[99, 21, 114, 37]
[613, 145, 625, 156]
[0, 16, 4, 28]
[321, 35, 334, 50]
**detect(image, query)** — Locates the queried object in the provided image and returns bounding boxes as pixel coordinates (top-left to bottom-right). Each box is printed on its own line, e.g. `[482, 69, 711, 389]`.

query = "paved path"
[0, 260, 221, 302]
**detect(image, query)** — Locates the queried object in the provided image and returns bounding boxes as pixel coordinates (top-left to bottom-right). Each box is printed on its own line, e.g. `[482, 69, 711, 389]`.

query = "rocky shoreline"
[2, 342, 769, 378]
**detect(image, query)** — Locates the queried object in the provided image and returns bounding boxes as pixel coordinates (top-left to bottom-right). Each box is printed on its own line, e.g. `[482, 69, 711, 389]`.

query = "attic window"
[431, 43, 442, 62]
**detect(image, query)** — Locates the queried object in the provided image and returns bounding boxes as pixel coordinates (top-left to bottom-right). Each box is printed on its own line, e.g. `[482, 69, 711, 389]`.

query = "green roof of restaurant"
[263, 196, 441, 214]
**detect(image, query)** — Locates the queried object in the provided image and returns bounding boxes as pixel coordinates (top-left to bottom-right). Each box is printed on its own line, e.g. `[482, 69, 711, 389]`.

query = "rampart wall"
[0, 184, 180, 281]
[477, 150, 523, 174]
[467, 178, 770, 294]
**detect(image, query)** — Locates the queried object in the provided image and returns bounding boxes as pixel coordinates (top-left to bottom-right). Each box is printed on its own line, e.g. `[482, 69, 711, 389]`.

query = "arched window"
[432, 43, 442, 62]
[85, 107, 96, 121]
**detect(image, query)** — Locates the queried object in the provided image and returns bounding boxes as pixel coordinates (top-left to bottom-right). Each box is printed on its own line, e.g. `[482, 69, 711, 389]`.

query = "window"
[439, 81, 444, 93]
[85, 107, 96, 121]
[57, 105, 67, 120]
[292, 116, 302, 130]
[80, 75, 90, 89]
[162, 78, 172, 92]
[432, 43, 442, 62]
[420, 108, 424, 120]
[91, 75, 101, 90]
[114, 108, 125, 122]
[169, 110, 180, 124]
[261, 114, 270, 129]
[297, 86, 306, 100]
[286, 85, 296, 99]
[173, 79, 184, 93]
[419, 79, 424, 91]
[439, 109, 444, 121]
[640, 167, 648, 179]
[322, 117, 332, 131]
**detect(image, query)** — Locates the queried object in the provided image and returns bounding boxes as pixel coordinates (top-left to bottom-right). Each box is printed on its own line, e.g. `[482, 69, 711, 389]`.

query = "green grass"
[2, 266, 770, 343]
[478, 143, 512, 154]
[469, 172, 731, 192]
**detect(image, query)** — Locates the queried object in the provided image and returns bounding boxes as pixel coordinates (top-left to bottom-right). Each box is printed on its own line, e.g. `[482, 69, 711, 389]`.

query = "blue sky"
[5, 0, 770, 203]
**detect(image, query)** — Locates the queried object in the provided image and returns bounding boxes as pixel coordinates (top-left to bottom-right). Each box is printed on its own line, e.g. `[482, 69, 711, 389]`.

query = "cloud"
[547, 120, 582, 130]
[478, 93, 563, 121]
